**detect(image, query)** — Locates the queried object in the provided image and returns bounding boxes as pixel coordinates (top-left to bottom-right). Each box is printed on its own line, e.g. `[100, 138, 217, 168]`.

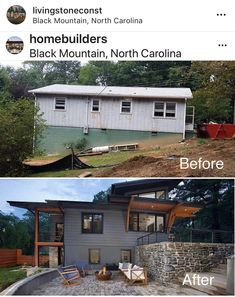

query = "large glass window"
[82, 213, 103, 233]
[139, 213, 155, 232]
[89, 249, 100, 264]
[156, 216, 164, 232]
[129, 213, 165, 232]
[129, 213, 138, 231]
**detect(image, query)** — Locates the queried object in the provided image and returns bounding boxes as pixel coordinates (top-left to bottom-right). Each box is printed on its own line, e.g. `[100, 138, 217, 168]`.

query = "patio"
[29, 271, 206, 295]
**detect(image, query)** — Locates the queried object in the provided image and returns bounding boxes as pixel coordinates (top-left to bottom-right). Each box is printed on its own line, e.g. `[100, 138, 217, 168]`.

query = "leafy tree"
[0, 212, 30, 253]
[171, 179, 234, 231]
[93, 187, 111, 203]
[23, 61, 81, 85]
[0, 98, 46, 176]
[190, 62, 235, 122]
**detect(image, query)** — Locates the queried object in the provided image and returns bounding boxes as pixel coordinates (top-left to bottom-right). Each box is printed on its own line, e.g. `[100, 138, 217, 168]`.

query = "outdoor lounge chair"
[121, 264, 148, 285]
[58, 265, 81, 286]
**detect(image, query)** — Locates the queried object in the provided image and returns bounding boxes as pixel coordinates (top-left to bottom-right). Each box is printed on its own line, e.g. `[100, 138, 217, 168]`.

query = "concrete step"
[178, 272, 227, 295]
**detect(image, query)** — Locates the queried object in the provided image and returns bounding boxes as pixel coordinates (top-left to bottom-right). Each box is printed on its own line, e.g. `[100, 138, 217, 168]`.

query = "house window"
[165, 103, 176, 118]
[129, 212, 165, 232]
[139, 190, 166, 199]
[82, 213, 103, 233]
[91, 99, 100, 112]
[153, 102, 176, 118]
[55, 98, 66, 110]
[139, 213, 155, 232]
[154, 102, 164, 117]
[156, 216, 164, 232]
[121, 100, 132, 113]
[89, 249, 100, 264]
[121, 250, 131, 263]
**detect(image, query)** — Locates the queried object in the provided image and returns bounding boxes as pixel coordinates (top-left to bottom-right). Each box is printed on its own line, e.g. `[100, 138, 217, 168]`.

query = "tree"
[171, 179, 234, 231]
[0, 210, 50, 255]
[93, 187, 111, 203]
[0, 98, 46, 176]
[0, 212, 30, 253]
[190, 62, 235, 123]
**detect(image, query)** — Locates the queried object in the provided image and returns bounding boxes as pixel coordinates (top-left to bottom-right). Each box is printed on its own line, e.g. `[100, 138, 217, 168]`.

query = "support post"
[34, 209, 39, 266]
[125, 195, 135, 232]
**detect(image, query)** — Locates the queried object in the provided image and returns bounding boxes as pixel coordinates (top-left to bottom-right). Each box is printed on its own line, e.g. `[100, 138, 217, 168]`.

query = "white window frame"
[153, 101, 165, 118]
[120, 99, 132, 114]
[91, 98, 100, 112]
[165, 102, 177, 118]
[153, 101, 177, 119]
[54, 97, 66, 111]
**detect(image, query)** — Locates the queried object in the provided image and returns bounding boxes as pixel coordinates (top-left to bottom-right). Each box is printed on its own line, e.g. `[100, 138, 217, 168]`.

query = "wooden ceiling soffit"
[166, 204, 201, 230]
[131, 201, 174, 212]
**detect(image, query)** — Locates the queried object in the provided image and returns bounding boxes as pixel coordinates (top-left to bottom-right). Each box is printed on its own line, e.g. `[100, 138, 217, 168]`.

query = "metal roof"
[29, 84, 193, 99]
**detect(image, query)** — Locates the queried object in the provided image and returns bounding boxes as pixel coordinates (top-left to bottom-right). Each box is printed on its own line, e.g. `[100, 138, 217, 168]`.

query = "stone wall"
[135, 242, 234, 284]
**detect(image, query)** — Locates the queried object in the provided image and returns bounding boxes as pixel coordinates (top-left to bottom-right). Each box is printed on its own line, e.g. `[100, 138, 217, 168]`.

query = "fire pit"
[95, 266, 112, 281]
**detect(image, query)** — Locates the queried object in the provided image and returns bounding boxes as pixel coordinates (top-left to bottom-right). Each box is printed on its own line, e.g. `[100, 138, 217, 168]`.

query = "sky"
[0, 178, 133, 217]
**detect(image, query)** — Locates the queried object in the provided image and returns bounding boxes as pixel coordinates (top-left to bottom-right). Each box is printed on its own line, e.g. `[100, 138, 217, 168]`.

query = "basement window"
[55, 98, 66, 110]
[121, 100, 132, 113]
[89, 249, 100, 264]
[91, 99, 100, 112]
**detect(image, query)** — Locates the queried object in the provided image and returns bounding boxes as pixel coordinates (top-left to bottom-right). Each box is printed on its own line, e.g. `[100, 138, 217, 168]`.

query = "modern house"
[8, 179, 203, 268]
[29, 85, 194, 140]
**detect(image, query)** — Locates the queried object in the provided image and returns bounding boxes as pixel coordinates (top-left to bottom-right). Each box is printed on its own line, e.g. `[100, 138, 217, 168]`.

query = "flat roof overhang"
[110, 179, 181, 198]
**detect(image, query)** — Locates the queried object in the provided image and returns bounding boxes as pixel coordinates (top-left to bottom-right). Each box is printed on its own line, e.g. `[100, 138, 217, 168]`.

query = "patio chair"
[58, 265, 81, 286]
[122, 265, 148, 285]
[119, 262, 132, 273]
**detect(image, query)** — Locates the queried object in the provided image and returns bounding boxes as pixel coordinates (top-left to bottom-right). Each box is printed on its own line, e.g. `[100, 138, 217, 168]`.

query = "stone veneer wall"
[135, 242, 234, 284]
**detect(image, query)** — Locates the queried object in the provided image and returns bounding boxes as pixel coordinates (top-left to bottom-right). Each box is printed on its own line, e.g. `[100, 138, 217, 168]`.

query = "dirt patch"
[94, 139, 235, 177]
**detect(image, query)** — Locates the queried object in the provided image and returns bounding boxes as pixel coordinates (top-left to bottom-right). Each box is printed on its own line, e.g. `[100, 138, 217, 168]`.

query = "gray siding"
[37, 95, 186, 134]
[64, 208, 168, 266]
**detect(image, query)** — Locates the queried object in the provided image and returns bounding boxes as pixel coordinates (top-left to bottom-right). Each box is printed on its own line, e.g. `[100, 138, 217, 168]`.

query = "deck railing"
[136, 228, 234, 246]
[39, 231, 64, 242]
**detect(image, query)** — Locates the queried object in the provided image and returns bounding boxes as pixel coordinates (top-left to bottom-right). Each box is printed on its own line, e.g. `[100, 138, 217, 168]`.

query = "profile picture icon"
[6, 36, 24, 54]
[7, 5, 26, 25]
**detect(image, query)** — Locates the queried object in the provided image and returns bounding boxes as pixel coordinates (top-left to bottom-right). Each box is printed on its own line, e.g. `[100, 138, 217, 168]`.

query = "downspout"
[84, 97, 89, 134]
[182, 98, 187, 140]
[32, 93, 37, 154]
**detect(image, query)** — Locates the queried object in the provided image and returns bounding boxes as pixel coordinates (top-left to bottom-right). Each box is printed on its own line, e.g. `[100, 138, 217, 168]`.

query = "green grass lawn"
[0, 266, 27, 292]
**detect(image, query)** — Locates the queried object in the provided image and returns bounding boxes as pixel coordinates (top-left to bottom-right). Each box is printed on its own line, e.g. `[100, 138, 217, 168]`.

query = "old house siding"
[64, 208, 168, 265]
[37, 95, 185, 133]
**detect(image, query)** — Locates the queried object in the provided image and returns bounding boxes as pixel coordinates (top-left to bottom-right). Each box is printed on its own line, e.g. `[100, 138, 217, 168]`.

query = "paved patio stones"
[29, 271, 208, 295]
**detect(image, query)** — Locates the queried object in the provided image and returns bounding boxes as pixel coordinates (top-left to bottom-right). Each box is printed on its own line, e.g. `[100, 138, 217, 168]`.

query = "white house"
[29, 84, 194, 139]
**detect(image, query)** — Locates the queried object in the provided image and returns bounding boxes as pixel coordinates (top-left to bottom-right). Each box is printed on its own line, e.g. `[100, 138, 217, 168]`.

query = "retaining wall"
[135, 242, 234, 284]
